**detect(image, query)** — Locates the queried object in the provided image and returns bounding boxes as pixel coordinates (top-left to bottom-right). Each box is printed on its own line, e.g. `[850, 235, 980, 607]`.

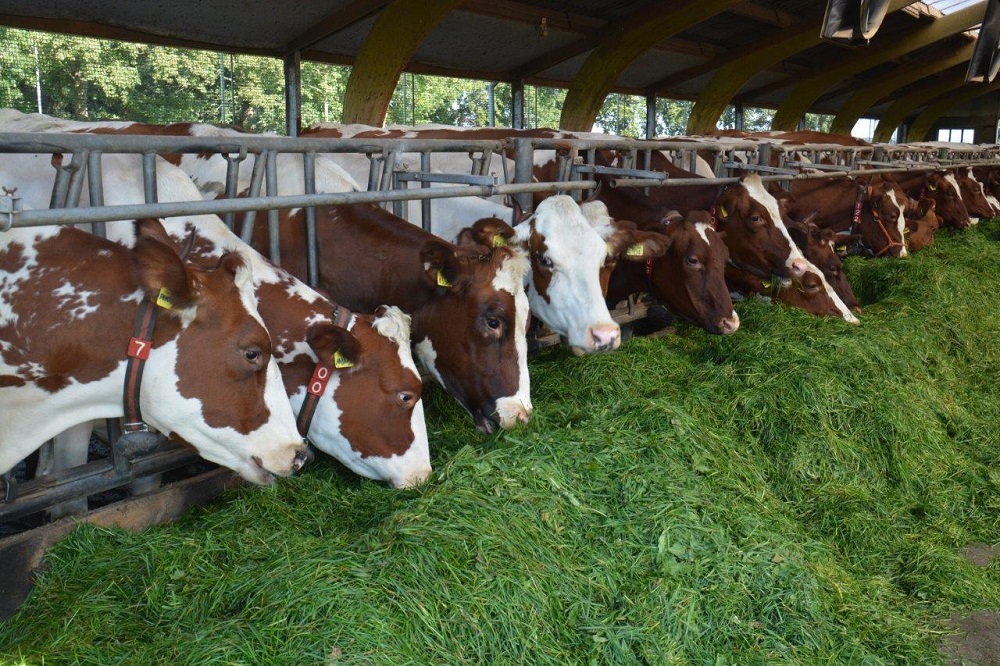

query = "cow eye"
[242, 347, 264, 366]
[398, 391, 415, 407]
[485, 316, 501, 330]
[685, 255, 700, 266]
[536, 252, 554, 269]
[748, 214, 765, 228]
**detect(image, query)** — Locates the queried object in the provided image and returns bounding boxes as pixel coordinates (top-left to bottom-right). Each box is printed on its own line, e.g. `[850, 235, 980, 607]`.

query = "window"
[937, 128, 975, 143]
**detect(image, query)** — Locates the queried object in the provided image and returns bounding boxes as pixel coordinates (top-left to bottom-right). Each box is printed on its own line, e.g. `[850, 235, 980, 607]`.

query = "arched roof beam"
[340, 0, 462, 126]
[770, 2, 984, 131]
[558, 0, 743, 132]
[872, 70, 970, 141]
[829, 42, 975, 134]
[908, 81, 1000, 140]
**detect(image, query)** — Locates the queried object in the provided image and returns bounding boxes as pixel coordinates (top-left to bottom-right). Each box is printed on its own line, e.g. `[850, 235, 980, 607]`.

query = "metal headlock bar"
[1, 129, 998, 526]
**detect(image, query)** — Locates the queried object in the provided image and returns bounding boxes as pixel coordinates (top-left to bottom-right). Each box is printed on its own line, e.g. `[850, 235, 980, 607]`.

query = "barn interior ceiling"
[0, 0, 997, 135]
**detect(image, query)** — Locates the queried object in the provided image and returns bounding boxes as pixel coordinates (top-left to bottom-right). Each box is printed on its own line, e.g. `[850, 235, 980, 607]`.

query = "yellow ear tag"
[491, 234, 507, 248]
[761, 279, 772, 289]
[436, 270, 452, 288]
[719, 204, 728, 218]
[333, 350, 354, 369]
[836, 245, 848, 253]
[626, 243, 645, 257]
[155, 287, 175, 309]
[927, 184, 937, 191]
[904, 228, 911, 235]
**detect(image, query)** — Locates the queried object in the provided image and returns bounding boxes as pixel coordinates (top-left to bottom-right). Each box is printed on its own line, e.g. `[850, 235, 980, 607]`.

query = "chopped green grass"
[5, 222, 1000, 664]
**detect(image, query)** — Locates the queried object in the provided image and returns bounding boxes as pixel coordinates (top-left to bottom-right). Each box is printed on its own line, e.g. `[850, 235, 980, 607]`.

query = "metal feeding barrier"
[0, 129, 998, 527]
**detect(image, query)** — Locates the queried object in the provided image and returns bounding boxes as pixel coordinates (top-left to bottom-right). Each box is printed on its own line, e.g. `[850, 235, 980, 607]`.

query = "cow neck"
[296, 304, 354, 442]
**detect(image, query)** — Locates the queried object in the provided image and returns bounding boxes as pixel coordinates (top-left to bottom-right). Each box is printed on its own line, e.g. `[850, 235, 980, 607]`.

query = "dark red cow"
[605, 210, 740, 335]
[885, 170, 972, 231]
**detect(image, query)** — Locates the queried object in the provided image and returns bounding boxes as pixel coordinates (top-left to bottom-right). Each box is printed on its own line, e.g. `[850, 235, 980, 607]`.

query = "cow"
[1, 219, 309, 484]
[905, 197, 940, 253]
[0, 111, 433, 488]
[952, 167, 998, 221]
[604, 210, 740, 335]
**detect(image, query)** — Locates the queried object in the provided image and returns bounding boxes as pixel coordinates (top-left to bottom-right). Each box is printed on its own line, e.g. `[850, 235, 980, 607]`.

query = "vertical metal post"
[512, 137, 534, 213]
[219, 52, 226, 123]
[87, 151, 106, 238]
[488, 82, 496, 127]
[66, 151, 89, 208]
[265, 150, 281, 265]
[284, 51, 302, 137]
[222, 148, 247, 231]
[735, 102, 745, 131]
[645, 92, 656, 139]
[239, 152, 267, 244]
[512, 80, 525, 130]
[141, 152, 158, 204]
[303, 152, 319, 288]
[420, 151, 432, 232]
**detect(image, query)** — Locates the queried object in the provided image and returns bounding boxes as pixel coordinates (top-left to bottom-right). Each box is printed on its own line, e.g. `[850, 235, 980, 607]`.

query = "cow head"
[774, 267, 860, 323]
[861, 176, 908, 259]
[461, 196, 622, 354]
[411, 236, 532, 434]
[785, 218, 861, 313]
[715, 173, 809, 280]
[954, 167, 998, 221]
[284, 306, 431, 489]
[641, 210, 739, 335]
[923, 171, 972, 230]
[905, 197, 941, 253]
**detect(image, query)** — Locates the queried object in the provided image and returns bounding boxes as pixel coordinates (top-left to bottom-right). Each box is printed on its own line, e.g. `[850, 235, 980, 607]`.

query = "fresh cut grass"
[4, 221, 1000, 664]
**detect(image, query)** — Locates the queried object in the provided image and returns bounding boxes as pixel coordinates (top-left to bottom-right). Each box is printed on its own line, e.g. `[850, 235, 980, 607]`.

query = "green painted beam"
[558, 0, 742, 132]
[770, 2, 984, 131]
[829, 42, 974, 134]
[872, 71, 969, 141]
[340, 0, 462, 125]
[908, 81, 1000, 141]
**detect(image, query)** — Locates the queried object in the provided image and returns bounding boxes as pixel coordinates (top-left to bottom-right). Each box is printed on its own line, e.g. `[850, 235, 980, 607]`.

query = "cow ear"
[307, 321, 361, 372]
[456, 217, 517, 249]
[419, 239, 461, 291]
[130, 220, 198, 309]
[620, 229, 672, 261]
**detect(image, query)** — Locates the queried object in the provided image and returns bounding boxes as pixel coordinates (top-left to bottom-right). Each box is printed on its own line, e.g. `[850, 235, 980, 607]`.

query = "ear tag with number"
[436, 270, 452, 288]
[155, 287, 175, 309]
[718, 204, 728, 218]
[333, 350, 354, 369]
[626, 243, 645, 257]
[491, 234, 507, 248]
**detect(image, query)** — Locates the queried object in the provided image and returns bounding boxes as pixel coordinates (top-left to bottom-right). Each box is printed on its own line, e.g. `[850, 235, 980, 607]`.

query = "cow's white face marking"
[492, 250, 533, 426]
[742, 174, 807, 270]
[414, 337, 443, 387]
[884, 189, 908, 258]
[694, 222, 712, 245]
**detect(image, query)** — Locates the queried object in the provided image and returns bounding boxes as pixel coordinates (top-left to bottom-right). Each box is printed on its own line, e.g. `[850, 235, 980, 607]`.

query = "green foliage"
[5, 221, 1000, 664]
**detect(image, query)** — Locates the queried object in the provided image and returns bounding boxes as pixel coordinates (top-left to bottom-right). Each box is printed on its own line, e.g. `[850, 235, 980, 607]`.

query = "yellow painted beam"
[770, 2, 983, 131]
[908, 81, 1000, 141]
[341, 0, 462, 125]
[872, 73, 969, 141]
[829, 42, 974, 134]
[558, 0, 742, 132]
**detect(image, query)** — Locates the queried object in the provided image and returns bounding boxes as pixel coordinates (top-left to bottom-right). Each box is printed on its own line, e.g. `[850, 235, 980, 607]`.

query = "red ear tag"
[307, 363, 333, 396]
[127, 337, 153, 360]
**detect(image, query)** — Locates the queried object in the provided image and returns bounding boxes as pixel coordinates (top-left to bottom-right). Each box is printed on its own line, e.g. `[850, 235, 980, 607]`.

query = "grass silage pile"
[4, 220, 1000, 665]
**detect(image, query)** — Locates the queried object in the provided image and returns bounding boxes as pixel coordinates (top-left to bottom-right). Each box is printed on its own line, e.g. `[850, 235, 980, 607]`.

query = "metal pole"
[735, 102, 745, 131]
[488, 82, 496, 127]
[512, 80, 525, 130]
[303, 152, 319, 288]
[219, 52, 226, 123]
[512, 138, 534, 213]
[264, 150, 280, 265]
[284, 52, 302, 137]
[86, 151, 105, 237]
[645, 92, 656, 139]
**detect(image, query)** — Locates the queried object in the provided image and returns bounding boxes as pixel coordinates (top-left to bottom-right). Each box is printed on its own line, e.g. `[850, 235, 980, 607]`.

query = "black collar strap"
[296, 305, 354, 440]
[121, 288, 173, 433]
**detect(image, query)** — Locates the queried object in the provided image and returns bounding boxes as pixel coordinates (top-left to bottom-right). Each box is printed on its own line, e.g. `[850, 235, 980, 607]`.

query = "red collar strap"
[851, 185, 866, 232]
[296, 305, 354, 440]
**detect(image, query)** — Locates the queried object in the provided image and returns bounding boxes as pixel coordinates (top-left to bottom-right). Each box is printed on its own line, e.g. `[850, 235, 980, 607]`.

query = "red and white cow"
[1, 219, 308, 484]
[0, 111, 432, 488]
[886, 170, 973, 231]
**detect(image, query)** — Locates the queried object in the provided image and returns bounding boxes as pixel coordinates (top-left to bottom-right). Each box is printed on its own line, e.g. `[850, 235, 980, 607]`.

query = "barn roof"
[0, 1, 995, 134]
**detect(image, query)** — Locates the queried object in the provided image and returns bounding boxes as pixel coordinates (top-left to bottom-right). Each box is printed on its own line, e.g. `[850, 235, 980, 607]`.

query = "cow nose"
[394, 466, 433, 489]
[720, 312, 740, 335]
[789, 258, 808, 277]
[589, 323, 621, 352]
[292, 446, 313, 473]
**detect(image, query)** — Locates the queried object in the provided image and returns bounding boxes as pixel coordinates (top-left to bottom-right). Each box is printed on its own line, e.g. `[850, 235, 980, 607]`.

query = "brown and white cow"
[905, 197, 941, 253]
[0, 111, 432, 487]
[952, 167, 998, 221]
[886, 170, 973, 231]
[604, 210, 740, 335]
[0, 220, 308, 484]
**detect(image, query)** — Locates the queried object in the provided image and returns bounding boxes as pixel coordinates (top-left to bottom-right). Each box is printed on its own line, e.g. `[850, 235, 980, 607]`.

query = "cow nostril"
[252, 455, 264, 470]
[292, 447, 313, 472]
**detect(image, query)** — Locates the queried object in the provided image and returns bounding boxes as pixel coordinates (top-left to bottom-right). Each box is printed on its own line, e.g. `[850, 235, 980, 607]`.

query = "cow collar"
[118, 288, 174, 460]
[852, 179, 905, 258]
[295, 304, 354, 442]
